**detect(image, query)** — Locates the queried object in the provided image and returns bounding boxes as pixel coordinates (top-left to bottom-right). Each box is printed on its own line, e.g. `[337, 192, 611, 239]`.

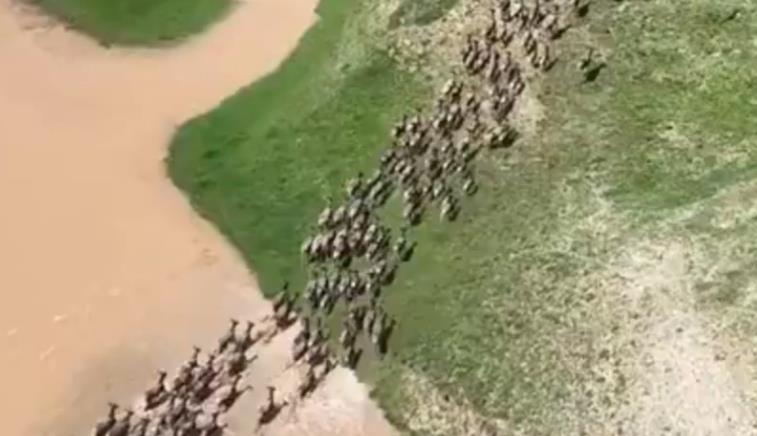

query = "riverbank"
[0, 1, 318, 434]
[27, 0, 232, 45]
[168, 0, 757, 434]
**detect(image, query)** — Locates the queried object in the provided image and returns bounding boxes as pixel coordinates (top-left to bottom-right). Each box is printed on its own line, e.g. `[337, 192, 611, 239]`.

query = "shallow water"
[0, 1, 315, 434]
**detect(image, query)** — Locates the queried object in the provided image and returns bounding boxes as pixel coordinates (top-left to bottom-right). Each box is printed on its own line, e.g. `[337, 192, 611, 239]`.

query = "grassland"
[169, 0, 434, 296]
[30, 0, 231, 45]
[388, 0, 460, 28]
[170, 0, 757, 434]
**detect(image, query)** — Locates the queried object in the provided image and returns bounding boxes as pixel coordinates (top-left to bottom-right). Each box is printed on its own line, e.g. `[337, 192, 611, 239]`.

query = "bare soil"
[0, 1, 393, 435]
[608, 240, 757, 436]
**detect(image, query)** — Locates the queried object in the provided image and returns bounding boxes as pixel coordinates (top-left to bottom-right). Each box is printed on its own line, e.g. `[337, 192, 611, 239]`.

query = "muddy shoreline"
[0, 1, 387, 434]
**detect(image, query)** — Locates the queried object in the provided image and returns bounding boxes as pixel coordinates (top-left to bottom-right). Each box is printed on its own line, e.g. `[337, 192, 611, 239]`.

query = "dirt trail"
[0, 1, 392, 435]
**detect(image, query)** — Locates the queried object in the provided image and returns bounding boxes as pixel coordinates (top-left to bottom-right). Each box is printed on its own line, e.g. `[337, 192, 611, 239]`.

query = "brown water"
[0, 1, 317, 434]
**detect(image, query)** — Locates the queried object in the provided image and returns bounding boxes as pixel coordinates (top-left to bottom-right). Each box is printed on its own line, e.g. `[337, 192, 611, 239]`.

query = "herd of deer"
[90, 0, 592, 434]
[91, 317, 290, 436]
[294, 0, 592, 378]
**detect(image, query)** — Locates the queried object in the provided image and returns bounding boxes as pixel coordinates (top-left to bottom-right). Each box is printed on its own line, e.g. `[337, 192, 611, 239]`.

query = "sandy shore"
[0, 1, 393, 435]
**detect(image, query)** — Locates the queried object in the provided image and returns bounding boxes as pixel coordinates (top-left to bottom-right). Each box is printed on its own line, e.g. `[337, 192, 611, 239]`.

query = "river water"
[0, 1, 315, 434]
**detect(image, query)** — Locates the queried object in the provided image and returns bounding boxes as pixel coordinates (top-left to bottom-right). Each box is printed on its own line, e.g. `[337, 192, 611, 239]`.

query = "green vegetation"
[388, 0, 460, 28]
[170, 0, 757, 433]
[31, 0, 231, 45]
[169, 0, 431, 295]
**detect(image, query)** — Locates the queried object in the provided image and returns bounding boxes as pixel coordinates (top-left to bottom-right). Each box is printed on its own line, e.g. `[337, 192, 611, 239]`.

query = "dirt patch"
[626, 310, 756, 435]
[261, 368, 397, 436]
[396, 369, 509, 436]
[596, 239, 757, 436]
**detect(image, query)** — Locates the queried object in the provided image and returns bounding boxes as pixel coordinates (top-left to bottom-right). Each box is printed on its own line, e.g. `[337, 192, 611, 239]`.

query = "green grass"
[371, 1, 757, 431]
[169, 0, 432, 296]
[593, 1, 757, 217]
[375, 1, 757, 431]
[169, 0, 757, 433]
[388, 0, 460, 28]
[31, 0, 232, 45]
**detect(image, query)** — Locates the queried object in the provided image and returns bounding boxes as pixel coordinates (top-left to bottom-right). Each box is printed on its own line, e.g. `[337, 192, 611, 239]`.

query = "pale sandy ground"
[609, 240, 757, 436]
[0, 1, 395, 435]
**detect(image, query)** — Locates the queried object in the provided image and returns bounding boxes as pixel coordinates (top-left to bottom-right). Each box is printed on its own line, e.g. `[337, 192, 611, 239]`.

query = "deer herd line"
[90, 0, 593, 434]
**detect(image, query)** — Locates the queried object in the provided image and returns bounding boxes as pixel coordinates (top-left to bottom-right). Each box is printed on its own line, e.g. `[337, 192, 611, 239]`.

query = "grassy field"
[169, 0, 434, 296]
[170, 0, 757, 434]
[30, 0, 231, 45]
[388, 0, 460, 28]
